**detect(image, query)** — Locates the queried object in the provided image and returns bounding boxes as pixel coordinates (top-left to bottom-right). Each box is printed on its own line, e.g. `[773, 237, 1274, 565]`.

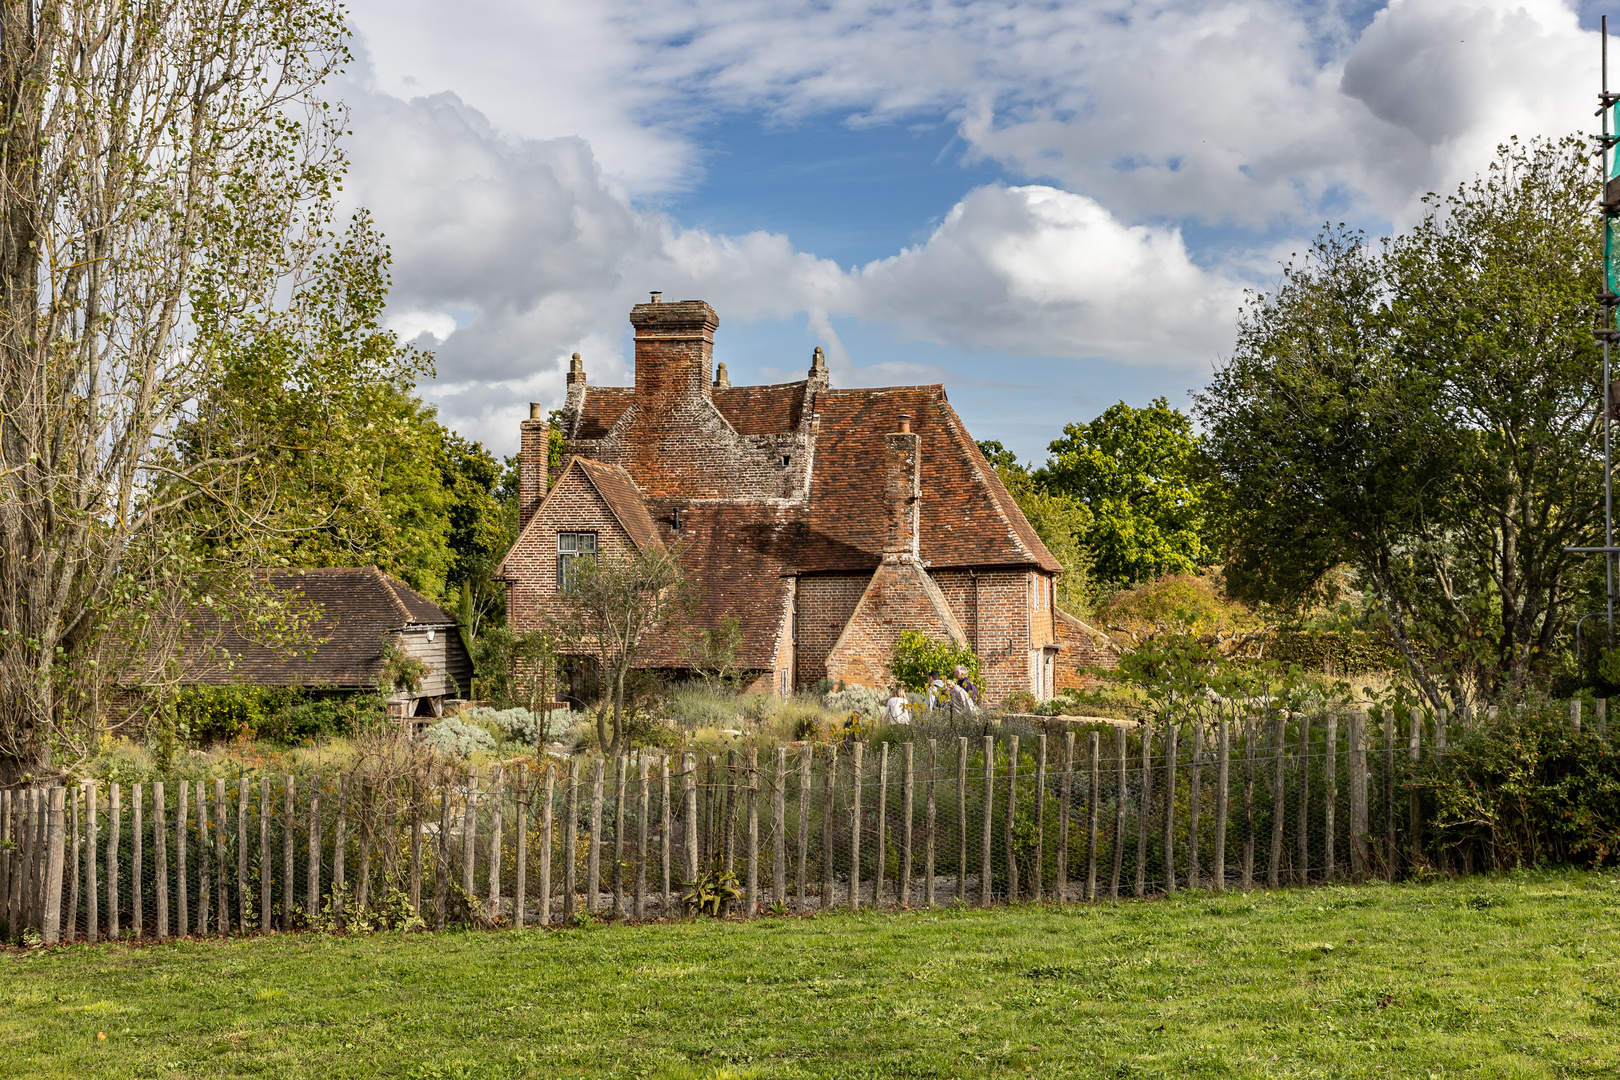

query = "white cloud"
[333, 0, 1606, 452]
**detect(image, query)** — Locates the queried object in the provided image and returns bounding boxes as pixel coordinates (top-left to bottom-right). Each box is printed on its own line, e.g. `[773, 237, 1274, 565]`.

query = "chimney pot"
[529, 402, 542, 419]
[649, 290, 662, 303]
[898, 413, 911, 434]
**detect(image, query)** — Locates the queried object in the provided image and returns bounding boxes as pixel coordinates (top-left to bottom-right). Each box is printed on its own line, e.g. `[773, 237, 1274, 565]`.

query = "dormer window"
[557, 531, 597, 592]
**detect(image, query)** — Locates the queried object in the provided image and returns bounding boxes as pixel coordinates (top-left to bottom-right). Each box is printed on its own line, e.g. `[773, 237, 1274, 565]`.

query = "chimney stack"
[565, 351, 587, 414]
[629, 297, 718, 403]
[883, 416, 921, 562]
[519, 406, 552, 531]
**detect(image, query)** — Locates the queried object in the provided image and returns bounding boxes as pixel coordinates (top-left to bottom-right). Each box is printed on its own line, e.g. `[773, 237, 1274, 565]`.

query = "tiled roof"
[804, 387, 1061, 573]
[572, 387, 633, 440]
[712, 381, 807, 435]
[184, 567, 461, 688]
[639, 502, 796, 669]
[575, 458, 663, 552]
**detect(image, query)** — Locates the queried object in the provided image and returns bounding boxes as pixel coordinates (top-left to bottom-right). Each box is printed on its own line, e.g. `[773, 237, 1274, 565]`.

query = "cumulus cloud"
[333, 0, 1606, 450]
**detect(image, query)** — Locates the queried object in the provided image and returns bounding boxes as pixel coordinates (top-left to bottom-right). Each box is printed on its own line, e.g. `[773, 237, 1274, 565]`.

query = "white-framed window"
[556, 531, 598, 592]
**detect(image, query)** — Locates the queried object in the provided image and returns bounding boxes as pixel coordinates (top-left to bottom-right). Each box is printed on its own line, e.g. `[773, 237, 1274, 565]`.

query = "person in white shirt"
[926, 670, 947, 713]
[884, 687, 911, 724]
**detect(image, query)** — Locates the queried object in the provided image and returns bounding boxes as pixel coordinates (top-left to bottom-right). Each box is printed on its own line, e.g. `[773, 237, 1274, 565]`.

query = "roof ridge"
[370, 566, 415, 624]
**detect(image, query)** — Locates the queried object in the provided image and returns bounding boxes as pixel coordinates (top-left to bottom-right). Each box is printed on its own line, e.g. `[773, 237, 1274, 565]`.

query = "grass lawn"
[3, 871, 1618, 1078]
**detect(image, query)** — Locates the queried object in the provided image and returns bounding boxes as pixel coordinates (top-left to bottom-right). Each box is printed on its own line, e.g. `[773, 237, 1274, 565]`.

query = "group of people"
[883, 666, 980, 723]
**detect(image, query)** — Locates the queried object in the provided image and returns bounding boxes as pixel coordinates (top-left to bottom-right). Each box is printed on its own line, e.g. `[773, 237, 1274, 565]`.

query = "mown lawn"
[3, 871, 1618, 1079]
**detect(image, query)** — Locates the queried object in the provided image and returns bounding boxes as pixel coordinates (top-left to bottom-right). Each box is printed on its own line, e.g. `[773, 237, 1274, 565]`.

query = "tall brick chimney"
[519, 402, 550, 531]
[629, 295, 718, 403]
[883, 413, 921, 562]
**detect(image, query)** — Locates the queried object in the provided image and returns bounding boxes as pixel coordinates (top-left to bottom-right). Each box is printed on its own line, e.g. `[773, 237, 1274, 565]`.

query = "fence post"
[925, 739, 938, 907]
[464, 767, 480, 912]
[1241, 714, 1255, 889]
[1004, 735, 1019, 903]
[436, 773, 451, 930]
[646, 754, 659, 919]
[489, 765, 505, 921]
[1409, 710, 1422, 869]
[410, 778, 424, 922]
[682, 752, 698, 894]
[1032, 734, 1046, 902]
[132, 784, 144, 939]
[822, 745, 837, 911]
[1135, 726, 1150, 898]
[43, 788, 65, 945]
[154, 783, 168, 940]
[0, 789, 9, 940]
[198, 780, 212, 936]
[68, 786, 80, 942]
[849, 742, 863, 910]
[1297, 715, 1310, 886]
[506, 768, 522, 928]
[587, 759, 603, 914]
[1058, 731, 1073, 903]
[796, 745, 811, 910]
[1111, 726, 1125, 901]
[1349, 710, 1368, 882]
[1084, 730, 1099, 902]
[746, 748, 759, 916]
[167, 780, 177, 939]
[306, 777, 321, 921]
[1163, 723, 1178, 893]
[108, 783, 121, 940]
[1268, 715, 1284, 889]
[661, 755, 673, 912]
[1383, 710, 1396, 882]
[1598, 698, 1608, 735]
[540, 765, 556, 926]
[214, 777, 227, 937]
[900, 742, 913, 907]
[1571, 699, 1583, 733]
[1214, 718, 1229, 892]
[775, 747, 788, 908]
[980, 735, 994, 907]
[956, 737, 968, 904]
[283, 777, 296, 932]
[1188, 722, 1202, 891]
[332, 777, 348, 925]
[237, 779, 248, 933]
[1324, 713, 1338, 880]
[873, 742, 887, 907]
[257, 777, 270, 934]
[612, 756, 627, 918]
[562, 757, 579, 923]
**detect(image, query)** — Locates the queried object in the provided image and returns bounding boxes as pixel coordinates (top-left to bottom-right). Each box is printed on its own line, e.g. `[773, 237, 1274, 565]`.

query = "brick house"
[500, 296, 1104, 704]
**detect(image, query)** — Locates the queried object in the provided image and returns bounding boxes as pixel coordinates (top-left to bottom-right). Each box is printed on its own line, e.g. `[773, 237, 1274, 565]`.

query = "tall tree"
[1199, 137, 1604, 709]
[0, 0, 384, 772]
[1037, 399, 1214, 586]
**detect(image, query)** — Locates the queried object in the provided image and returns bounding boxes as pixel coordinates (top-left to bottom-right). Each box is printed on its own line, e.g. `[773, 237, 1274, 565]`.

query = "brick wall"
[505, 469, 637, 636]
[793, 574, 867, 689]
[929, 568, 1043, 703]
[825, 561, 968, 692]
[1055, 610, 1120, 690]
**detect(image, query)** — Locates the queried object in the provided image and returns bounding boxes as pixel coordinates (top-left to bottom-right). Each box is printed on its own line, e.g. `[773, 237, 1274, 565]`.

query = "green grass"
[4, 871, 1619, 1078]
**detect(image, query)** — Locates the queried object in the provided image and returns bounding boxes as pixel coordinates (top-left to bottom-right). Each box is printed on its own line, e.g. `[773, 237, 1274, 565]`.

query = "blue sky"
[337, 0, 1602, 465]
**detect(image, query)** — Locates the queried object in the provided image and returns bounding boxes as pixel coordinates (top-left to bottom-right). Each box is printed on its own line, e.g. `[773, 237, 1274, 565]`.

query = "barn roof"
[185, 567, 462, 688]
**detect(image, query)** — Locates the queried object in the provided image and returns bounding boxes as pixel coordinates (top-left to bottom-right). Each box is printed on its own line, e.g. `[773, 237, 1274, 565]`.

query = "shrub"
[1005, 690, 1038, 713]
[419, 717, 496, 757]
[825, 684, 885, 719]
[457, 705, 569, 746]
[665, 684, 743, 728]
[1408, 701, 1620, 868]
[889, 630, 981, 692]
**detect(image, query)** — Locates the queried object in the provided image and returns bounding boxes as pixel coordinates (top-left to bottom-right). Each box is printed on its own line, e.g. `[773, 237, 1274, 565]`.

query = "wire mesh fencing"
[2, 700, 1608, 944]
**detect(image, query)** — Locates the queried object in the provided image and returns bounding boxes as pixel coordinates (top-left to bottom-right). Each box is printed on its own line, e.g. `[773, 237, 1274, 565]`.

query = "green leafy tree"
[1198, 136, 1604, 710]
[0, 0, 358, 773]
[1036, 399, 1214, 587]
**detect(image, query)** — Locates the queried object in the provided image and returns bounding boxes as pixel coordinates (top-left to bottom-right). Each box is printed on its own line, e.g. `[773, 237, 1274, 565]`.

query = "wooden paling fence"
[1, 702, 1607, 945]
